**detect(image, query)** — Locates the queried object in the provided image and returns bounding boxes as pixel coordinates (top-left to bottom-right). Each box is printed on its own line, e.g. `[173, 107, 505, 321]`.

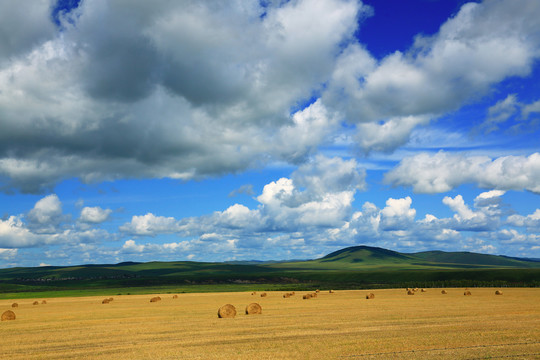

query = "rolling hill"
[1, 246, 539, 295]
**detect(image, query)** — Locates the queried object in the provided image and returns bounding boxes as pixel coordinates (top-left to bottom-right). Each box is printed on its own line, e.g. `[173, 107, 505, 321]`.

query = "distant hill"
[269, 245, 540, 270]
[1, 245, 539, 295]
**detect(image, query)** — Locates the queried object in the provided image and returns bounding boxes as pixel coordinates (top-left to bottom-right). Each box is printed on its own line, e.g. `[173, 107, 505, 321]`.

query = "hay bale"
[464, 291, 472, 296]
[302, 294, 310, 299]
[1, 310, 16, 321]
[41, 300, 47, 304]
[315, 289, 320, 293]
[11, 303, 18, 308]
[260, 293, 267, 297]
[311, 293, 318, 298]
[283, 293, 290, 298]
[329, 290, 334, 293]
[291, 292, 295, 295]
[421, 289, 427, 292]
[245, 303, 262, 315]
[251, 292, 256, 295]
[172, 295, 178, 299]
[495, 290, 503, 295]
[441, 290, 448, 294]
[413, 288, 419, 292]
[33, 301, 39, 305]
[366, 293, 375, 299]
[407, 290, 415, 295]
[150, 296, 162, 302]
[217, 304, 236, 318]
[102, 299, 110, 304]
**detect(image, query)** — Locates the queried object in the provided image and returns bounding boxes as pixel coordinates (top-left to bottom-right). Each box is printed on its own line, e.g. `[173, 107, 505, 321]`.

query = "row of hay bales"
[2, 299, 46, 322]
[405, 288, 503, 296]
[102, 297, 114, 304]
[303, 292, 318, 299]
[218, 303, 262, 318]
[283, 292, 295, 298]
[8, 300, 47, 307]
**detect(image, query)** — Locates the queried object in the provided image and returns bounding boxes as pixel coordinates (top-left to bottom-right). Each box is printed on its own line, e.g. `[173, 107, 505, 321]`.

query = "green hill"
[410, 250, 537, 267]
[1, 245, 539, 297]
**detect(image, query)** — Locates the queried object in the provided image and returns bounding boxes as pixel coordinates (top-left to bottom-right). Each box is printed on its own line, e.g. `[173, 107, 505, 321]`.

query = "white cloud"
[26, 194, 65, 233]
[443, 195, 476, 221]
[119, 213, 181, 236]
[120, 240, 145, 254]
[380, 197, 416, 230]
[385, 152, 540, 193]
[507, 209, 540, 230]
[322, 0, 540, 152]
[354, 115, 431, 154]
[0, 216, 42, 248]
[0, 0, 364, 193]
[79, 206, 112, 224]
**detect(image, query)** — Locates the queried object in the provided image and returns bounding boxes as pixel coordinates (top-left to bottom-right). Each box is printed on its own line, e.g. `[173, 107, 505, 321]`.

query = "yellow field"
[1, 288, 539, 359]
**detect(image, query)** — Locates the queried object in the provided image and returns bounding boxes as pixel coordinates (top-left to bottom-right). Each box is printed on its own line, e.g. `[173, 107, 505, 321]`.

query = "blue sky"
[1, 0, 540, 267]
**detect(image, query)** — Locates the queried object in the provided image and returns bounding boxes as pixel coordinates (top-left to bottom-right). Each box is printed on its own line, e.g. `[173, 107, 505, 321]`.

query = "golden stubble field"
[1, 288, 539, 359]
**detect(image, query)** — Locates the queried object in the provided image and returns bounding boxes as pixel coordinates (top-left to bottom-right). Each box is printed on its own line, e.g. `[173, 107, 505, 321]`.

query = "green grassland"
[1, 246, 539, 299]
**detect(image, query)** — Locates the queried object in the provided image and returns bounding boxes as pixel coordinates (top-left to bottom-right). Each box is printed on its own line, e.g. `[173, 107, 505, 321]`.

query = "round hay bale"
[172, 295, 178, 299]
[366, 293, 375, 299]
[41, 300, 47, 304]
[464, 290, 472, 296]
[245, 302, 262, 315]
[11, 303, 18, 308]
[102, 299, 110, 304]
[413, 288, 419, 292]
[260, 293, 267, 297]
[407, 290, 415, 295]
[441, 290, 448, 294]
[150, 296, 161, 302]
[218, 304, 236, 318]
[251, 292, 256, 295]
[315, 289, 320, 293]
[33, 301, 39, 305]
[283, 293, 290, 298]
[1, 310, 16, 321]
[329, 290, 334, 293]
[421, 289, 427, 293]
[303, 294, 310, 299]
[108, 298, 113, 302]
[495, 290, 503, 295]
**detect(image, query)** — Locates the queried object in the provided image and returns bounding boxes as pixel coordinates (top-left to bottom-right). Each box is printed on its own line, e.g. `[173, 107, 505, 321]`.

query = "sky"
[1, 0, 540, 267]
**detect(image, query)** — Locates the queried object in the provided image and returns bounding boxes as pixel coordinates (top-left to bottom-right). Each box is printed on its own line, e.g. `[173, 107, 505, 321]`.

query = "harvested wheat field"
[1, 288, 539, 359]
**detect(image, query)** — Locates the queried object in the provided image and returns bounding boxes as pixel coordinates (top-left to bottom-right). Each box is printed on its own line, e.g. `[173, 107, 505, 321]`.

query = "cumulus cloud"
[119, 213, 182, 236]
[0, 194, 114, 250]
[1, 0, 539, 191]
[385, 152, 540, 193]
[322, 0, 540, 152]
[116, 155, 366, 250]
[0, 0, 364, 193]
[379, 197, 416, 230]
[79, 206, 112, 224]
[26, 194, 67, 234]
[507, 209, 540, 230]
[0, 216, 42, 248]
